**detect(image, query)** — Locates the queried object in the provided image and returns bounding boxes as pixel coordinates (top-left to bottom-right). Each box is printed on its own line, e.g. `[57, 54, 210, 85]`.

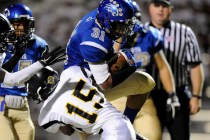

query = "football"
[110, 52, 128, 73]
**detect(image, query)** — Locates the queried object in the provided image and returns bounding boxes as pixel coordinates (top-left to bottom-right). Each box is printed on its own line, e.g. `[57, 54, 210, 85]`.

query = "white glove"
[166, 93, 180, 121]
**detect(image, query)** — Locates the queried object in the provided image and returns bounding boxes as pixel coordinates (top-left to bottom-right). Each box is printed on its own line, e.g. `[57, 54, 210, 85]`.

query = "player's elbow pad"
[112, 66, 136, 87]
[3, 72, 28, 86]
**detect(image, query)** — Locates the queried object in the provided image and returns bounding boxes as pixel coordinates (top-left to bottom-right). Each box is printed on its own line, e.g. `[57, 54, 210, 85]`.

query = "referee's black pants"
[151, 86, 191, 140]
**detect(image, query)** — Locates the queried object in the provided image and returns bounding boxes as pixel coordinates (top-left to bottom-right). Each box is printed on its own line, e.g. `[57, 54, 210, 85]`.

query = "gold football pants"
[104, 71, 155, 101]
[0, 96, 35, 140]
[111, 97, 162, 140]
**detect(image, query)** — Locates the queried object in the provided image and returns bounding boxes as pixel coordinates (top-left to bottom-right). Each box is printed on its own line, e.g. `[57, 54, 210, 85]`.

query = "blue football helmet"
[132, 1, 141, 21]
[0, 13, 15, 52]
[123, 1, 143, 48]
[97, 0, 137, 40]
[25, 66, 60, 104]
[4, 3, 35, 40]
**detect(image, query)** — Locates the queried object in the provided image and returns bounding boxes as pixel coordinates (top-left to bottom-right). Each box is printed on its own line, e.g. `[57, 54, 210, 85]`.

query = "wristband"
[192, 95, 201, 99]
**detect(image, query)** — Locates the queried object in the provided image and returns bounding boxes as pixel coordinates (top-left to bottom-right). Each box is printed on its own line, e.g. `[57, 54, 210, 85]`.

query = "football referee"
[146, 0, 204, 140]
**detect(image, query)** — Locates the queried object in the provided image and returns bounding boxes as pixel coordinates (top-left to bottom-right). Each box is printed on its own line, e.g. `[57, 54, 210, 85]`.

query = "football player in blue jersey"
[64, 0, 155, 128]
[0, 3, 49, 140]
[0, 13, 65, 86]
[111, 1, 180, 140]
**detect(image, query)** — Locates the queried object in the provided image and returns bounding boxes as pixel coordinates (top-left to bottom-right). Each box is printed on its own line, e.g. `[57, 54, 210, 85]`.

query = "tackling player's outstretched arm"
[0, 46, 65, 86]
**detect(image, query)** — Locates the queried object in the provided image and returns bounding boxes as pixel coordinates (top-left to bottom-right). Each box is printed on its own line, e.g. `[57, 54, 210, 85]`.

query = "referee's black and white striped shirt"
[145, 21, 202, 89]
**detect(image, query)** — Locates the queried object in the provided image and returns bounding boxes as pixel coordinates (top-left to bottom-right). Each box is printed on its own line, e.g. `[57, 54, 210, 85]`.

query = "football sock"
[124, 106, 140, 124]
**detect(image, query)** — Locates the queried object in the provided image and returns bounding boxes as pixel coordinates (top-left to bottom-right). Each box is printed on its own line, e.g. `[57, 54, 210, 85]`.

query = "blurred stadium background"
[1, 0, 210, 139]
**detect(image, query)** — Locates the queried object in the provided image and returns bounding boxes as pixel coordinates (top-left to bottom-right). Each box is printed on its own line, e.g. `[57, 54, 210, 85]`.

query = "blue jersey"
[123, 26, 164, 72]
[64, 9, 114, 70]
[0, 35, 48, 96]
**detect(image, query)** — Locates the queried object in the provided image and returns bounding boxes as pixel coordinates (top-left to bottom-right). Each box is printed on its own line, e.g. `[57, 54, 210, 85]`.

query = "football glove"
[119, 49, 136, 67]
[14, 38, 28, 56]
[39, 46, 66, 66]
[166, 92, 180, 121]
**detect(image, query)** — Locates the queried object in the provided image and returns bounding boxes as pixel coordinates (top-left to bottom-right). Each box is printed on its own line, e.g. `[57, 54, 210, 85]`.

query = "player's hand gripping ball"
[108, 49, 135, 73]
[110, 52, 129, 73]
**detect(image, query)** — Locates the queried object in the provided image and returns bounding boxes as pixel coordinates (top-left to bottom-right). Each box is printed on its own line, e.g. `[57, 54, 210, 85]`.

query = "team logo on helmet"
[4, 9, 10, 17]
[105, 0, 124, 17]
[106, 4, 119, 17]
[48, 76, 55, 85]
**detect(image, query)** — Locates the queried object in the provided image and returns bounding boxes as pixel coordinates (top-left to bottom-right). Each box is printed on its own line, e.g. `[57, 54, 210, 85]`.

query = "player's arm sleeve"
[89, 62, 136, 88]
[2, 53, 22, 72]
[3, 61, 44, 86]
[88, 62, 110, 85]
[111, 66, 136, 87]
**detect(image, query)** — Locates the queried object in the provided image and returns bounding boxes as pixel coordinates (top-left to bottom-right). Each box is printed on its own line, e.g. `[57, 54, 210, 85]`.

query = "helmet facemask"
[10, 16, 35, 41]
[0, 13, 15, 52]
[110, 17, 136, 37]
[107, 16, 136, 44]
[0, 30, 15, 52]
